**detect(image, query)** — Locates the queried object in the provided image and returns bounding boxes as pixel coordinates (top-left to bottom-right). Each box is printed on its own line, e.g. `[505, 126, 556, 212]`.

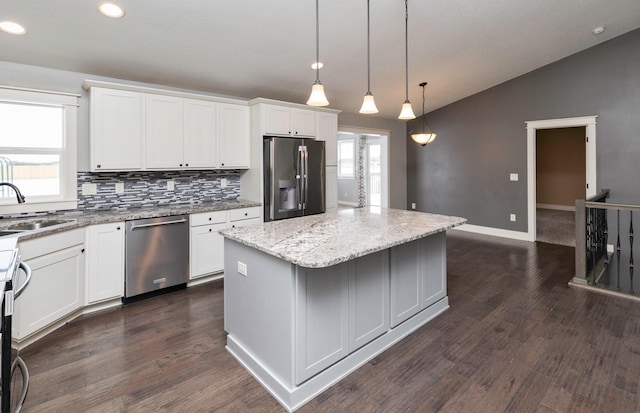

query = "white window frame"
[0, 86, 79, 215]
[337, 138, 356, 179]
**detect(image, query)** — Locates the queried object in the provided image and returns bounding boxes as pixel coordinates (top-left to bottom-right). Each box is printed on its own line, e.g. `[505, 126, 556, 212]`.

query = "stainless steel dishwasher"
[124, 214, 189, 301]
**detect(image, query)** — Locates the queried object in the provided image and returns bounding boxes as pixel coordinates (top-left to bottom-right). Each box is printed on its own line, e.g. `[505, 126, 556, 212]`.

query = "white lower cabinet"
[14, 229, 85, 341]
[390, 233, 446, 328]
[86, 222, 125, 304]
[190, 207, 261, 279]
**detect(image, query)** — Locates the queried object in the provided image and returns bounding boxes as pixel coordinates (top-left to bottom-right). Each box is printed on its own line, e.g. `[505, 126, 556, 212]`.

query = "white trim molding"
[453, 224, 530, 241]
[526, 116, 597, 242]
[536, 203, 576, 212]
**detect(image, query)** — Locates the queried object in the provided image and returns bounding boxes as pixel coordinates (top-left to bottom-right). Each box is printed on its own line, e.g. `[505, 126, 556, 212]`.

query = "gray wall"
[407, 28, 640, 232]
[338, 113, 407, 209]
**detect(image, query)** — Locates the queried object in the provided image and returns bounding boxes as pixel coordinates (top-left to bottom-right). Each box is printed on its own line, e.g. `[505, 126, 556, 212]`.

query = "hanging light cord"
[366, 0, 371, 94]
[404, 0, 409, 102]
[421, 83, 426, 132]
[315, 0, 320, 83]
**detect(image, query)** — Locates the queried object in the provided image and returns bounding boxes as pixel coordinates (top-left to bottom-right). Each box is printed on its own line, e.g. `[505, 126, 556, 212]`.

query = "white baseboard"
[537, 203, 575, 212]
[338, 201, 359, 207]
[453, 224, 531, 242]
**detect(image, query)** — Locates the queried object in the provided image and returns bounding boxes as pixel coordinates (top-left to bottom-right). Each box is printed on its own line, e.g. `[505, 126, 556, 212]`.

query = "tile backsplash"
[77, 170, 240, 211]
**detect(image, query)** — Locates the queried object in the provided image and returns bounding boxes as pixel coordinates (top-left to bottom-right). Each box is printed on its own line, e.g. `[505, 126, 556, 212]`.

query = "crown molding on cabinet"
[82, 80, 249, 106]
[248, 97, 341, 114]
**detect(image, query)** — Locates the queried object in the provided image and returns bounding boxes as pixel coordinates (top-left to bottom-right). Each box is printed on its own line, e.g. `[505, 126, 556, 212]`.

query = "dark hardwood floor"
[18, 231, 640, 412]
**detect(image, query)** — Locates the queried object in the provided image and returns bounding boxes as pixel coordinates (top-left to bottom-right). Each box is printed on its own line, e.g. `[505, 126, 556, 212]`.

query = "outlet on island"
[167, 180, 175, 191]
[220, 178, 227, 188]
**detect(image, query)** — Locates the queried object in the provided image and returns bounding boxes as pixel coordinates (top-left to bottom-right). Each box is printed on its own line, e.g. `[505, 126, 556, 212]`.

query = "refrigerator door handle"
[297, 146, 303, 210]
[302, 145, 308, 211]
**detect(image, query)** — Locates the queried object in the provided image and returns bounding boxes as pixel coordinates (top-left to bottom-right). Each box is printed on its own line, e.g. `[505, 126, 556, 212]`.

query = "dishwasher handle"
[129, 218, 187, 231]
[14, 261, 32, 299]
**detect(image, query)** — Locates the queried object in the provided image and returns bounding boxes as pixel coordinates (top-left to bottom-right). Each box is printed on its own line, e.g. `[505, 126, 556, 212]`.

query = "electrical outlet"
[510, 173, 519, 182]
[411, 202, 416, 209]
[82, 183, 97, 196]
[167, 180, 175, 191]
[510, 214, 516, 222]
[115, 182, 124, 194]
[220, 178, 227, 188]
[237, 261, 247, 277]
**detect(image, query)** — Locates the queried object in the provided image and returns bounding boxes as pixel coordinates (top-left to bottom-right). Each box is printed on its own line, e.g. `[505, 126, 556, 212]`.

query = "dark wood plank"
[17, 231, 640, 412]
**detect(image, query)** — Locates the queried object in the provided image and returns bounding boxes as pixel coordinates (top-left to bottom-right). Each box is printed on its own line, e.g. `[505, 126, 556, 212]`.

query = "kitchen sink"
[7, 219, 73, 231]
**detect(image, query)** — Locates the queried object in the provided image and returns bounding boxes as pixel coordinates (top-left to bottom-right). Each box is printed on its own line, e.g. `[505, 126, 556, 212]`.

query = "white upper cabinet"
[218, 103, 250, 168]
[316, 112, 338, 166]
[291, 108, 316, 137]
[184, 99, 218, 168]
[145, 94, 185, 169]
[86, 81, 250, 171]
[263, 104, 316, 137]
[90, 87, 143, 171]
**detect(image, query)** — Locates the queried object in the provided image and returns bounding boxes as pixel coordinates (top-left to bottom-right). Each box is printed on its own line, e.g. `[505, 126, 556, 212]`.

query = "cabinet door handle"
[97, 164, 101, 168]
[221, 163, 225, 166]
[179, 163, 183, 167]
[185, 163, 189, 167]
[81, 248, 85, 253]
[244, 213, 248, 216]
[116, 227, 121, 230]
[209, 228, 212, 232]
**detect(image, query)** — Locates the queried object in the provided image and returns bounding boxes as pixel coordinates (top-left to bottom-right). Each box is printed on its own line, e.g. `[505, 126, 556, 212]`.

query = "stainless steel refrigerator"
[263, 136, 325, 222]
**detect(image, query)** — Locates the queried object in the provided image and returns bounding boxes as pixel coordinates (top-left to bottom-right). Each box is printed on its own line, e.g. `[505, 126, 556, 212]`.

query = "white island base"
[224, 229, 452, 412]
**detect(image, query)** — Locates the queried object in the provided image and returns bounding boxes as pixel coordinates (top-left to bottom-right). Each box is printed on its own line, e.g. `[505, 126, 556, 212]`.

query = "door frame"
[338, 126, 390, 208]
[525, 116, 597, 242]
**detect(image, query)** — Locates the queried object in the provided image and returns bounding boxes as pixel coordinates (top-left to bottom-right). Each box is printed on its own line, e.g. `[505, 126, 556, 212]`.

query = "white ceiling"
[1, 0, 639, 119]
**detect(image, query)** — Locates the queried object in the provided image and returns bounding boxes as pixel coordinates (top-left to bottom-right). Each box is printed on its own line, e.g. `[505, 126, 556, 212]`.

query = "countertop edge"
[1, 199, 262, 241]
[222, 215, 467, 268]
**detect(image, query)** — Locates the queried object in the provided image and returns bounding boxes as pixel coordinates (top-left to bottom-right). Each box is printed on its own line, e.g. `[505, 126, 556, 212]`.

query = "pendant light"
[398, 0, 415, 120]
[411, 82, 437, 146]
[359, 0, 378, 114]
[307, 0, 329, 107]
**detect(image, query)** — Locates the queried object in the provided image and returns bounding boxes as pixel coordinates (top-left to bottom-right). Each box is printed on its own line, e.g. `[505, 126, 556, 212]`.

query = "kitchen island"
[220, 207, 466, 412]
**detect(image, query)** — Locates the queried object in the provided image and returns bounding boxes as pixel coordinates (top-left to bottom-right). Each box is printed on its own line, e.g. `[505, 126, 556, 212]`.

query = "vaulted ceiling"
[1, 0, 639, 118]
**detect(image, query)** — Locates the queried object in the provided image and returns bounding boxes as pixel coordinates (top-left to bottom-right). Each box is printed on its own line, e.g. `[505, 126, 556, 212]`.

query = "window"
[0, 87, 78, 214]
[338, 139, 355, 179]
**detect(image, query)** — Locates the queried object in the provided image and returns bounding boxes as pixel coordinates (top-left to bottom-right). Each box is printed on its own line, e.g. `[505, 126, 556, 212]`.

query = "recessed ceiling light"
[311, 62, 324, 70]
[592, 26, 605, 35]
[99, 3, 125, 18]
[0, 21, 26, 35]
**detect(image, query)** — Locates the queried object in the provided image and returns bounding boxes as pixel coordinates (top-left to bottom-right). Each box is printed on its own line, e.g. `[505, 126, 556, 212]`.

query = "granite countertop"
[219, 207, 467, 268]
[0, 199, 261, 241]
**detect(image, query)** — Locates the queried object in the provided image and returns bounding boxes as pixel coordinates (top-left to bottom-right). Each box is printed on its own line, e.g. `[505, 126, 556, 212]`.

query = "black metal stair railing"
[575, 189, 640, 296]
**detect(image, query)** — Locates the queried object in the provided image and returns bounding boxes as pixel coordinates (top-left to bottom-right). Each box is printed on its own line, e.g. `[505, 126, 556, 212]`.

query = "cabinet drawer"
[229, 207, 261, 222]
[190, 211, 227, 227]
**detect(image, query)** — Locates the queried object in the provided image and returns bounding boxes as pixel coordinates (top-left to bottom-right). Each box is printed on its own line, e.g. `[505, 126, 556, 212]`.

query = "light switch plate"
[220, 178, 227, 188]
[510, 173, 519, 181]
[510, 214, 516, 222]
[411, 202, 416, 209]
[167, 180, 175, 191]
[82, 183, 97, 196]
[115, 182, 124, 194]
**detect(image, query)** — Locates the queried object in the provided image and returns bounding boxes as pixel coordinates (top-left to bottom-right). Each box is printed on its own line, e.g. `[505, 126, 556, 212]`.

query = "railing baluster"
[630, 211, 635, 295]
[617, 210, 621, 291]
[604, 208, 609, 287]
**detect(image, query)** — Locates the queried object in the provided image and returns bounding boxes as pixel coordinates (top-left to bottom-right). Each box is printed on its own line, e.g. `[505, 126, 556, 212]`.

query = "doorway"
[337, 126, 390, 208]
[526, 116, 597, 243]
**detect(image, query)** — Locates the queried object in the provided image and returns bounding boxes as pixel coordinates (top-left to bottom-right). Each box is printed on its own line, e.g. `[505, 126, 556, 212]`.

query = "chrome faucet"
[0, 182, 26, 204]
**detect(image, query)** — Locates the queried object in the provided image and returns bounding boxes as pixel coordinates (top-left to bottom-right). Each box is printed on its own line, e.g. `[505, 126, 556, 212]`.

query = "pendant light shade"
[359, 0, 378, 114]
[360, 93, 378, 114]
[399, 102, 416, 119]
[398, 0, 415, 120]
[307, 0, 329, 107]
[411, 82, 437, 146]
[307, 81, 329, 106]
